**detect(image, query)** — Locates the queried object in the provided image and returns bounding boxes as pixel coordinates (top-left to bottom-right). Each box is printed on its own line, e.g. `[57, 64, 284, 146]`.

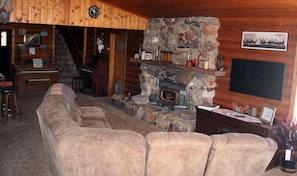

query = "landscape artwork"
[241, 31, 288, 51]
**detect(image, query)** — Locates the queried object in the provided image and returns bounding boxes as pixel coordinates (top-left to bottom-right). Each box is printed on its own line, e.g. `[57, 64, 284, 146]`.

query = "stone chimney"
[142, 17, 220, 70]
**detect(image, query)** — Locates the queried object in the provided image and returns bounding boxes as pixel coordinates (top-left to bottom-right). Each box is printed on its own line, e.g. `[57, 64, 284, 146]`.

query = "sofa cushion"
[81, 119, 111, 128]
[79, 105, 111, 128]
[145, 132, 212, 176]
[58, 128, 146, 176]
[80, 106, 106, 119]
[204, 133, 278, 176]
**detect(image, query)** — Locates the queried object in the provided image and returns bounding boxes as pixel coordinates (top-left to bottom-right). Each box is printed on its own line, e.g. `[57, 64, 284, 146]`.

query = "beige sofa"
[37, 83, 278, 176]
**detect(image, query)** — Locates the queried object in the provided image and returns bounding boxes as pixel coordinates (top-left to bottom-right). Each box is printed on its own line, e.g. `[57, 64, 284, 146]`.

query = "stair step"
[55, 29, 79, 85]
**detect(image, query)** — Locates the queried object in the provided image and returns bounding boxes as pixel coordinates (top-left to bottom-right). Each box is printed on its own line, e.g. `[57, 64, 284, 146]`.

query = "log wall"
[214, 18, 297, 123]
[9, 0, 148, 30]
[0, 23, 54, 65]
[125, 31, 143, 95]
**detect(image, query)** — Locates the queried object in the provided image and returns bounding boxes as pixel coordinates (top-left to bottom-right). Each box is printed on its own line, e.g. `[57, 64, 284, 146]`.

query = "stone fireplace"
[120, 63, 218, 132]
[139, 64, 217, 111]
[137, 16, 220, 111]
[115, 16, 221, 132]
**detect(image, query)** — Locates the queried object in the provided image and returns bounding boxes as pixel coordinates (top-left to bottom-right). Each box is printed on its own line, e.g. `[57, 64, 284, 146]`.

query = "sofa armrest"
[58, 128, 146, 176]
[80, 106, 106, 119]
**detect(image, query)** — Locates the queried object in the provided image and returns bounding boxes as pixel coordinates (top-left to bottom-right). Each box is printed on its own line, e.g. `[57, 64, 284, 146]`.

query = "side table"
[195, 107, 281, 169]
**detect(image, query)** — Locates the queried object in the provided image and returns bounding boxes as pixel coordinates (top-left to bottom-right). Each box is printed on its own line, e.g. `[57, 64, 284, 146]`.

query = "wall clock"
[88, 5, 100, 18]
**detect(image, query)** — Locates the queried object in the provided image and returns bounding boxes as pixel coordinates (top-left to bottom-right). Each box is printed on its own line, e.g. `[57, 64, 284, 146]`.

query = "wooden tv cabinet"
[195, 107, 281, 170]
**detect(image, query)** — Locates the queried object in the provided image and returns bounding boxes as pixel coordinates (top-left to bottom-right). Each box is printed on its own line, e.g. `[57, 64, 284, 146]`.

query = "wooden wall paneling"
[107, 32, 128, 96]
[21, 0, 29, 23]
[61, 0, 69, 24]
[214, 17, 297, 124]
[81, 0, 90, 26]
[115, 32, 127, 94]
[40, 0, 49, 24]
[288, 41, 297, 119]
[10, 0, 148, 30]
[52, 26, 56, 61]
[124, 13, 130, 29]
[102, 3, 113, 28]
[78, 0, 86, 26]
[29, 0, 41, 23]
[11, 29, 16, 64]
[125, 63, 140, 95]
[68, 0, 78, 25]
[83, 28, 87, 64]
[124, 30, 143, 95]
[8, 24, 53, 64]
[112, 8, 120, 29]
[83, 27, 96, 63]
[98, 0, 297, 19]
[51, 0, 65, 24]
[94, 2, 107, 27]
[108, 33, 116, 96]
[28, 0, 34, 23]
[92, 28, 97, 56]
[12, 1, 19, 21]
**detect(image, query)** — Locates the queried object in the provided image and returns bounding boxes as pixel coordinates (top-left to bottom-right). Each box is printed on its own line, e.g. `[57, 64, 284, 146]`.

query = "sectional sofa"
[36, 83, 278, 176]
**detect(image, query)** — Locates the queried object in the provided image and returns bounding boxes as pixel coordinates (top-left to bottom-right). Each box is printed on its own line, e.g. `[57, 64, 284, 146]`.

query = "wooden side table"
[195, 107, 281, 169]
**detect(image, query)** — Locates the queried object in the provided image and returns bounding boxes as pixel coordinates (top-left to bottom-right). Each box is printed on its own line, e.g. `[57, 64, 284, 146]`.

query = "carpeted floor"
[0, 91, 295, 176]
[0, 91, 161, 176]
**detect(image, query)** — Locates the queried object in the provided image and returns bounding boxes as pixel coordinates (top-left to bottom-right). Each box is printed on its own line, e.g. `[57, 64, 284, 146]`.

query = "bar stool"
[1, 86, 21, 125]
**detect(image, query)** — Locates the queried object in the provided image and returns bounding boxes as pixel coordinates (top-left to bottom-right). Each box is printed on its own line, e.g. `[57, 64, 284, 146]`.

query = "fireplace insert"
[157, 87, 187, 110]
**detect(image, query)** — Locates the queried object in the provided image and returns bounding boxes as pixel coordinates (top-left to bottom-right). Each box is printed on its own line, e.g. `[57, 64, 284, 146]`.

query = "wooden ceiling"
[99, 0, 297, 19]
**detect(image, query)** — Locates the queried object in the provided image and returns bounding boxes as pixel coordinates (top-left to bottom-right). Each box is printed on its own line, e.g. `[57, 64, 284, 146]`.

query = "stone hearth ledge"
[111, 97, 197, 132]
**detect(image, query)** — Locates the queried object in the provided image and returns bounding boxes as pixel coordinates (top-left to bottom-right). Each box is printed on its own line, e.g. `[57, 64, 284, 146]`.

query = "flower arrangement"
[278, 117, 297, 150]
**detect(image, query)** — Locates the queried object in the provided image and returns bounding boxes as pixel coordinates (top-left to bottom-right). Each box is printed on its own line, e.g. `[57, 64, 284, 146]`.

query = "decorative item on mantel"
[276, 117, 297, 173]
[217, 55, 224, 71]
[160, 51, 173, 62]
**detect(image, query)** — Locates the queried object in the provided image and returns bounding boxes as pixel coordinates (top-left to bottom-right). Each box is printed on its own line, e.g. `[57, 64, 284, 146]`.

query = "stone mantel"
[130, 58, 226, 77]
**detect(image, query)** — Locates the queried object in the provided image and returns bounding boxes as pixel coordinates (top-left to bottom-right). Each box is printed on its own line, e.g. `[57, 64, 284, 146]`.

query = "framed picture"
[40, 45, 48, 50]
[241, 31, 288, 51]
[33, 58, 43, 68]
[18, 44, 26, 50]
[25, 33, 41, 46]
[260, 104, 276, 125]
[29, 47, 36, 55]
[40, 30, 48, 36]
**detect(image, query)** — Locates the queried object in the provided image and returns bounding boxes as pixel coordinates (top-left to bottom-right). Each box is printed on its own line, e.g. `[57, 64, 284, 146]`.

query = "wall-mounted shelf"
[130, 58, 226, 77]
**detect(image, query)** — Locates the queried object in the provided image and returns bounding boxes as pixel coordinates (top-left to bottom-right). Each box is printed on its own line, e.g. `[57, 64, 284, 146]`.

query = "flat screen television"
[229, 58, 286, 101]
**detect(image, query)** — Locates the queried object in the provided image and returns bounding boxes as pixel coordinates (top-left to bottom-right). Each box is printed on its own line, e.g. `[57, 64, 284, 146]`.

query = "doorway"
[0, 29, 12, 80]
[108, 32, 128, 96]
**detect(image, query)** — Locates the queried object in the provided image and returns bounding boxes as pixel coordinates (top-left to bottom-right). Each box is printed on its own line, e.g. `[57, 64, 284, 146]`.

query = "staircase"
[55, 29, 80, 87]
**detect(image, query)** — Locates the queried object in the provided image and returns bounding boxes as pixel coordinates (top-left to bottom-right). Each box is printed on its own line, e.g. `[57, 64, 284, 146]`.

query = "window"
[1, 31, 7, 47]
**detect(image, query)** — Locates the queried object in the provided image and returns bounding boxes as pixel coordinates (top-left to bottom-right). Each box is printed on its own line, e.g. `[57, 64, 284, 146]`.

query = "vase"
[280, 149, 297, 173]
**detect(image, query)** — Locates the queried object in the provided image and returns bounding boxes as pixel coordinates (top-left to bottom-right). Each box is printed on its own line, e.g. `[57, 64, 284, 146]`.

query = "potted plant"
[277, 117, 297, 172]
